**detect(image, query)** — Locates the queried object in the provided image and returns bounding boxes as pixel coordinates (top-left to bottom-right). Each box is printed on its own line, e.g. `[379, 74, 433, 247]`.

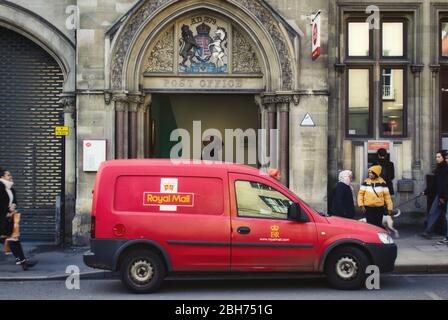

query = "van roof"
[100, 159, 265, 176]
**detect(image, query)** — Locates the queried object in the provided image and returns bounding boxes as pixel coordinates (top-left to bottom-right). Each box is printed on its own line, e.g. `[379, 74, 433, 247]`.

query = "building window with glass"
[347, 68, 371, 136]
[441, 21, 448, 58]
[345, 18, 408, 138]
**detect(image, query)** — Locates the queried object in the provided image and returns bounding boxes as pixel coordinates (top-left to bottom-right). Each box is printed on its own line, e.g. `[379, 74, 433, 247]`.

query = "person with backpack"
[375, 148, 395, 196]
[358, 165, 394, 228]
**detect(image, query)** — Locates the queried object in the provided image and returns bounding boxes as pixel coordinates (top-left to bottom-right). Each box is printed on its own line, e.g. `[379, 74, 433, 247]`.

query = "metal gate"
[0, 27, 64, 241]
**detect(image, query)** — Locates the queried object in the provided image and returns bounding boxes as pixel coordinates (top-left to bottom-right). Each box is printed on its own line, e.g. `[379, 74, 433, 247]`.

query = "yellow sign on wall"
[55, 126, 69, 136]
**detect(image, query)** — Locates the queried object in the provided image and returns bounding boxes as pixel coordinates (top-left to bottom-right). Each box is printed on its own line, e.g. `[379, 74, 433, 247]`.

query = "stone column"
[430, 65, 440, 164]
[59, 93, 76, 245]
[334, 64, 346, 174]
[128, 93, 142, 159]
[262, 95, 278, 169]
[254, 95, 266, 168]
[411, 65, 424, 178]
[104, 91, 115, 160]
[139, 94, 152, 159]
[278, 96, 291, 187]
[113, 93, 129, 159]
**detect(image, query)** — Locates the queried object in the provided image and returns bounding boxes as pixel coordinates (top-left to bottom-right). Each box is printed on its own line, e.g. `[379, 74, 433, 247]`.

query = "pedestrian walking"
[437, 150, 448, 244]
[420, 150, 448, 239]
[375, 148, 396, 196]
[358, 165, 394, 228]
[330, 170, 355, 219]
[430, 150, 448, 245]
[0, 167, 37, 270]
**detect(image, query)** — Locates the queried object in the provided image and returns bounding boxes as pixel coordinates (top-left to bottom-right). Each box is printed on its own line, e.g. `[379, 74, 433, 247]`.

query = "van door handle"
[237, 227, 251, 235]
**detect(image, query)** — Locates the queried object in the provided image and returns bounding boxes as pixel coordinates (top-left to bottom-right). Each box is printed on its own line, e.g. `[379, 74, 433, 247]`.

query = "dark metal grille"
[0, 27, 64, 241]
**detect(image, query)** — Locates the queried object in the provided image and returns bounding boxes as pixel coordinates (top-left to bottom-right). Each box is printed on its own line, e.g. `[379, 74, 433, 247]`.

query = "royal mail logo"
[143, 192, 194, 207]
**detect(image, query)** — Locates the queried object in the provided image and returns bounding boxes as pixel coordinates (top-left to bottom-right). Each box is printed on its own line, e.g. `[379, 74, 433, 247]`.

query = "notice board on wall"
[83, 140, 106, 172]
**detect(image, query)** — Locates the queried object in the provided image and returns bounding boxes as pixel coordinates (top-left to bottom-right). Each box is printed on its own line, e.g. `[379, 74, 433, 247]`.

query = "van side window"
[235, 180, 293, 219]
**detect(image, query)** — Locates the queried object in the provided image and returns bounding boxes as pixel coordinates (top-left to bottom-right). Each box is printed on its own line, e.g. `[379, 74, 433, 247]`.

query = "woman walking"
[330, 170, 356, 219]
[358, 165, 393, 228]
[0, 168, 37, 270]
[421, 150, 448, 239]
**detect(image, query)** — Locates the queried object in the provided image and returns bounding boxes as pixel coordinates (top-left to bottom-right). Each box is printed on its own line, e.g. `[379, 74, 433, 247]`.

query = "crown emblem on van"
[270, 225, 280, 239]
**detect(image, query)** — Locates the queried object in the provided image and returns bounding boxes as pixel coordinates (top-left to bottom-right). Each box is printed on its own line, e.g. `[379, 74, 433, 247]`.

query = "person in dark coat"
[421, 151, 448, 239]
[436, 150, 448, 245]
[375, 148, 395, 196]
[330, 170, 356, 219]
[0, 167, 37, 270]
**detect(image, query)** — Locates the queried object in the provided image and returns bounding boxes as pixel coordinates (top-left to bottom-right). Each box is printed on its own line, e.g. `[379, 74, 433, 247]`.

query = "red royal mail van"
[83, 160, 397, 292]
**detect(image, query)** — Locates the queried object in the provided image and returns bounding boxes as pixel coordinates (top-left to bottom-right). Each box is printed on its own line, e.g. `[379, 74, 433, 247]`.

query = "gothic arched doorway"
[0, 26, 65, 241]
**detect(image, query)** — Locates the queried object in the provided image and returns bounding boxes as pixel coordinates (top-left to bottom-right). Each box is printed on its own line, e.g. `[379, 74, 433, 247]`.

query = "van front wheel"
[324, 246, 370, 290]
[120, 250, 166, 293]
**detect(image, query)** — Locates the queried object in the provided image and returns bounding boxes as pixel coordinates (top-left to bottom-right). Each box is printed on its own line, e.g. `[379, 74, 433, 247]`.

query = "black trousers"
[0, 238, 26, 261]
[365, 207, 385, 228]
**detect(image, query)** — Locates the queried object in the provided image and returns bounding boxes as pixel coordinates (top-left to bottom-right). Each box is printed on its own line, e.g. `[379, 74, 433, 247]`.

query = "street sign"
[368, 141, 392, 152]
[443, 137, 448, 150]
[311, 11, 321, 61]
[300, 113, 315, 127]
[55, 126, 69, 136]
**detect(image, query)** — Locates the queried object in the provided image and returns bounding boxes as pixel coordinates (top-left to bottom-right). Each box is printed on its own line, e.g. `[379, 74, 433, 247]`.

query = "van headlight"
[378, 233, 394, 244]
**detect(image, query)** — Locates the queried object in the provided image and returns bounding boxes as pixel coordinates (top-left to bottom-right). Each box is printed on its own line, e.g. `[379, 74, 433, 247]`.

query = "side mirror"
[287, 203, 309, 222]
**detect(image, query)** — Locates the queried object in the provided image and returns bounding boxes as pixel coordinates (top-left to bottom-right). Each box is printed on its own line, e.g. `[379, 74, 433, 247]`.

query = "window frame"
[380, 19, 408, 60]
[345, 66, 374, 138]
[345, 18, 374, 60]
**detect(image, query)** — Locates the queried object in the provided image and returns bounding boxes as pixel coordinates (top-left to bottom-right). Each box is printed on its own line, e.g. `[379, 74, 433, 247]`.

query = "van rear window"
[114, 176, 224, 215]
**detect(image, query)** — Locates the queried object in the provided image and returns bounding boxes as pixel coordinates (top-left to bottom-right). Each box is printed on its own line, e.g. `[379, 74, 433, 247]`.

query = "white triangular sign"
[300, 113, 315, 127]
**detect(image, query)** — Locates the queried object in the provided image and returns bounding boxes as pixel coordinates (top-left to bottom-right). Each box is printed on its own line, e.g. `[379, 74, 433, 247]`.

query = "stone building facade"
[0, 0, 446, 244]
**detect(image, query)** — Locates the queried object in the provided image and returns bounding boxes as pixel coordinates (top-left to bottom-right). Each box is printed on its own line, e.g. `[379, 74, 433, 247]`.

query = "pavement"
[0, 224, 448, 281]
[0, 243, 112, 281]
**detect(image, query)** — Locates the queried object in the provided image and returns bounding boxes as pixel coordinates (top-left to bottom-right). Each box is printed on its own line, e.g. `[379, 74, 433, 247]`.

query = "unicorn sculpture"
[208, 27, 227, 68]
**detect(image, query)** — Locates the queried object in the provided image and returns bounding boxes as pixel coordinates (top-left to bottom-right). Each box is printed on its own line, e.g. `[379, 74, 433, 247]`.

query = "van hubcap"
[130, 259, 154, 284]
[335, 256, 358, 280]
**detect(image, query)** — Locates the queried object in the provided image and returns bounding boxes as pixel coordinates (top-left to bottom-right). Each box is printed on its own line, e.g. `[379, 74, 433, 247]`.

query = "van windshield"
[294, 197, 330, 217]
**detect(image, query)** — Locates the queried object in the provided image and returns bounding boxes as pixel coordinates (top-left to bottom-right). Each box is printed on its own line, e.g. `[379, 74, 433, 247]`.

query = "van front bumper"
[365, 243, 397, 273]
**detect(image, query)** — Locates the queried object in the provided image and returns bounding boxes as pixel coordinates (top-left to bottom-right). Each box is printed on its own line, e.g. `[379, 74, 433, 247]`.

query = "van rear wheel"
[120, 249, 166, 293]
[324, 246, 369, 290]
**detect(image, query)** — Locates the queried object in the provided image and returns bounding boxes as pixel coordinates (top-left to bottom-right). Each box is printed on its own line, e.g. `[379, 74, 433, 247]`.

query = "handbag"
[4, 212, 21, 254]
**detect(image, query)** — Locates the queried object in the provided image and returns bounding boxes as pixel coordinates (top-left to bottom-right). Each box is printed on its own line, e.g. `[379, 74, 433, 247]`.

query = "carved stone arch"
[0, 1, 76, 92]
[108, 0, 301, 93]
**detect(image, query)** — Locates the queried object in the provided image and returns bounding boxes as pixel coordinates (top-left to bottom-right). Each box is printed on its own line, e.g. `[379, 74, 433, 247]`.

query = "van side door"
[229, 174, 318, 272]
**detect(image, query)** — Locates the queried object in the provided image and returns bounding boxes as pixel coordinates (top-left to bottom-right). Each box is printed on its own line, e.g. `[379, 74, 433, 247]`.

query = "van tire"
[324, 246, 369, 290]
[120, 249, 166, 293]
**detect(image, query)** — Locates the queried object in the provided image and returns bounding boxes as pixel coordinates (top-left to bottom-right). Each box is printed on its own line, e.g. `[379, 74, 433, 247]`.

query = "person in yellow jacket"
[358, 165, 394, 228]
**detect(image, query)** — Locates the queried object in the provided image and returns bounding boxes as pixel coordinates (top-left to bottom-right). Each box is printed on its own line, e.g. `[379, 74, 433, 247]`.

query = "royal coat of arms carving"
[144, 13, 263, 77]
[178, 17, 229, 74]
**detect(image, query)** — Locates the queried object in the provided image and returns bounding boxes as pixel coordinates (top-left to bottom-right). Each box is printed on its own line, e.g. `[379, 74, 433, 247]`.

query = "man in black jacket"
[436, 150, 448, 244]
[375, 148, 395, 196]
[421, 151, 448, 239]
